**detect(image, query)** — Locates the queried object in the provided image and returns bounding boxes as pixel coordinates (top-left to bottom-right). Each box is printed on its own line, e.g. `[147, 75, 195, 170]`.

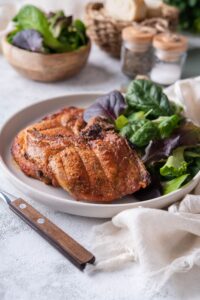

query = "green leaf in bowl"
[13, 5, 70, 52]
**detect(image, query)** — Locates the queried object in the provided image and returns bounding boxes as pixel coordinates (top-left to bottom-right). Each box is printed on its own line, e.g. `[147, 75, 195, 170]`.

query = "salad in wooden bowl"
[2, 5, 91, 82]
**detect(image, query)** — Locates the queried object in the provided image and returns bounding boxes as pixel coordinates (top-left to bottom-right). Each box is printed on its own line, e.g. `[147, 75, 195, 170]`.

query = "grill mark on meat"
[102, 133, 130, 194]
[73, 138, 114, 200]
[103, 133, 146, 195]
[40, 127, 73, 135]
[59, 146, 91, 199]
[87, 139, 117, 199]
[31, 120, 61, 132]
[88, 138, 119, 197]
[48, 154, 68, 190]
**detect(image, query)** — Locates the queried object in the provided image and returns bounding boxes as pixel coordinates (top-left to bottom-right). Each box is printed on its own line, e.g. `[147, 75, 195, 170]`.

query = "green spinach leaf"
[120, 124, 133, 138]
[129, 120, 159, 147]
[125, 80, 173, 118]
[153, 114, 181, 139]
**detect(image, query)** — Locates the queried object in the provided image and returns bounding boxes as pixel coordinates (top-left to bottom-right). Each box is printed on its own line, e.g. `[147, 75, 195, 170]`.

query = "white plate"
[0, 93, 200, 218]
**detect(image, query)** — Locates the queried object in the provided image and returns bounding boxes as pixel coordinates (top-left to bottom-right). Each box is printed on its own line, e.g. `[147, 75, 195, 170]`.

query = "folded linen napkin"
[86, 77, 200, 292]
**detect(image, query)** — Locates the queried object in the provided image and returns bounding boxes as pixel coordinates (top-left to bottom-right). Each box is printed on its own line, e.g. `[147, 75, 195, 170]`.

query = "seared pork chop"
[12, 107, 85, 186]
[12, 108, 150, 202]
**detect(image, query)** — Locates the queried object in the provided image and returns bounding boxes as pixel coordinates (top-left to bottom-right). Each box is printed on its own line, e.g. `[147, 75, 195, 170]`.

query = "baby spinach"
[126, 80, 173, 118]
[120, 124, 133, 139]
[129, 120, 159, 147]
[153, 114, 181, 139]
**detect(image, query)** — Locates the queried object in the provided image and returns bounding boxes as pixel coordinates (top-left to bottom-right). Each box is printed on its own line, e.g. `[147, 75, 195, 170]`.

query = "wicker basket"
[85, 2, 179, 58]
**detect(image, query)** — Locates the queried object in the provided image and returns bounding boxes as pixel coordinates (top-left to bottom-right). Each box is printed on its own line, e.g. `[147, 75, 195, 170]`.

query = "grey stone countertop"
[1, 45, 200, 300]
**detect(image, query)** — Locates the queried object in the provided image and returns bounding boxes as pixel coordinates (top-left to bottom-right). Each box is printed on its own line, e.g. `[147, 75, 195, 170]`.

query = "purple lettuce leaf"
[83, 91, 127, 123]
[12, 29, 44, 53]
[143, 135, 180, 164]
[143, 121, 200, 165]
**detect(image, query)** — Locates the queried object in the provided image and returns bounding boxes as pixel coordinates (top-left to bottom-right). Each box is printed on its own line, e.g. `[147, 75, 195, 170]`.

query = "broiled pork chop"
[12, 109, 150, 202]
[11, 107, 85, 186]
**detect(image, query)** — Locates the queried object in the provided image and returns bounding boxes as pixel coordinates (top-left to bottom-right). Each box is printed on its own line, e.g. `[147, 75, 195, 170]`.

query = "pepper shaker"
[121, 25, 156, 79]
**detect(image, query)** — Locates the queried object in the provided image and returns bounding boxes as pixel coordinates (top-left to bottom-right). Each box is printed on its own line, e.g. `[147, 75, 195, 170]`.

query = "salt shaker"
[150, 33, 188, 86]
[121, 26, 156, 78]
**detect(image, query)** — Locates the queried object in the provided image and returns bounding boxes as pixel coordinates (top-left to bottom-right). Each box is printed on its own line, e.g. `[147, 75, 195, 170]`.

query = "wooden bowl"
[2, 36, 91, 82]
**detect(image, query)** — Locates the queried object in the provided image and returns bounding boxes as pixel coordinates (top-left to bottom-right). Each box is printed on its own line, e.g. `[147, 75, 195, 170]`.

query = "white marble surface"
[1, 45, 200, 300]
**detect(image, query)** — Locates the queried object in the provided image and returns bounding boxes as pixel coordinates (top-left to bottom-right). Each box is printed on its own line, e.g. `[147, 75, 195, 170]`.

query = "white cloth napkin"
[86, 77, 200, 293]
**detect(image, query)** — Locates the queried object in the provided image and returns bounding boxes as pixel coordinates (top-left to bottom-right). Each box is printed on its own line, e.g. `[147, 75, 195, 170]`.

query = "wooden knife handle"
[9, 198, 95, 270]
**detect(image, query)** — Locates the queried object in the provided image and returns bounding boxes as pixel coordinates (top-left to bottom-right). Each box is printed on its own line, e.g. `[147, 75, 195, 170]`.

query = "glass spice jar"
[121, 26, 156, 78]
[150, 33, 188, 86]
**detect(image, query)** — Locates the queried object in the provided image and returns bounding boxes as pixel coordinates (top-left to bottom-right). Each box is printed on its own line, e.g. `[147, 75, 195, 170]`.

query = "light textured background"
[1, 1, 200, 299]
[1, 43, 200, 300]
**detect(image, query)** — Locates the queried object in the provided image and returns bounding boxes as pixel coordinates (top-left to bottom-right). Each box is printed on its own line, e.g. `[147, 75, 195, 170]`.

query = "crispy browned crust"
[11, 109, 150, 202]
[11, 107, 85, 186]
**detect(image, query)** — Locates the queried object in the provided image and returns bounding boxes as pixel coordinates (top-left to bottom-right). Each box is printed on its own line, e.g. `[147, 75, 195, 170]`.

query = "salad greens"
[84, 79, 200, 199]
[7, 5, 88, 53]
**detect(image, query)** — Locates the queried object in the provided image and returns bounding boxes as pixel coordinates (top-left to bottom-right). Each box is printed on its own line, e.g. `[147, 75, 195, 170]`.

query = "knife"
[0, 190, 95, 270]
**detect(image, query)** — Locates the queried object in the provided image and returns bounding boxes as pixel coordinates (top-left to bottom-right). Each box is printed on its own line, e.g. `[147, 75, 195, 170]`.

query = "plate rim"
[0, 93, 200, 209]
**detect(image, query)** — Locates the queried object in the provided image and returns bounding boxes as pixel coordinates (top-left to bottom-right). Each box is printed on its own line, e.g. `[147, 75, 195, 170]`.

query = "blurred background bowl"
[2, 36, 91, 82]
